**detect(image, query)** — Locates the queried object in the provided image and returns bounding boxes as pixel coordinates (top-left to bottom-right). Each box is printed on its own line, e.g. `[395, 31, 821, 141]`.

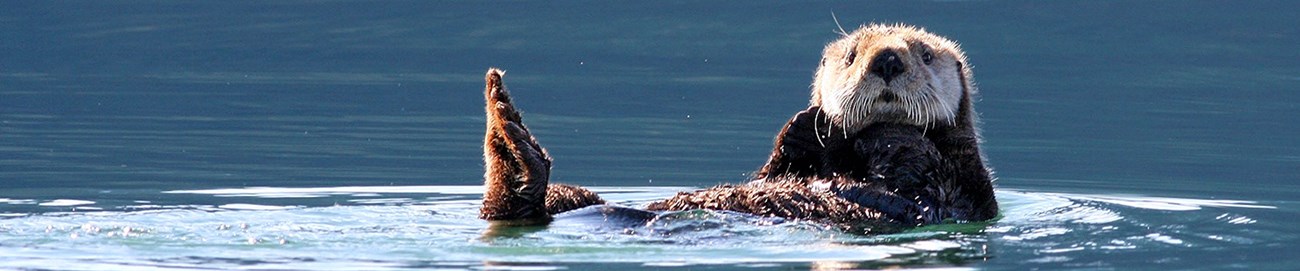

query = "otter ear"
[952, 60, 977, 130]
[956, 61, 973, 95]
[955, 61, 966, 89]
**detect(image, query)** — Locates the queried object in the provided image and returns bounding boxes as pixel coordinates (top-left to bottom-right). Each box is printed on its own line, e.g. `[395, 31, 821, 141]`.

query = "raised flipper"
[756, 106, 851, 180]
[479, 68, 604, 224]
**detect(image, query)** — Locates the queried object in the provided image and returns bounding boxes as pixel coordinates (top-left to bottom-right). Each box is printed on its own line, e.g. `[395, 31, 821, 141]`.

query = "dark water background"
[3, 1, 1298, 270]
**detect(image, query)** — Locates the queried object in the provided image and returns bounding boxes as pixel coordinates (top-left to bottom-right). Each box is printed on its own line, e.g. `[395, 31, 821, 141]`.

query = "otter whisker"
[929, 86, 939, 124]
[914, 92, 926, 126]
[914, 93, 923, 124]
[841, 85, 854, 138]
[838, 84, 864, 135]
[859, 85, 873, 126]
[814, 108, 826, 148]
[913, 93, 924, 125]
[920, 88, 935, 128]
[927, 83, 957, 126]
[841, 113, 849, 139]
[926, 95, 938, 131]
[903, 92, 915, 125]
[831, 11, 849, 37]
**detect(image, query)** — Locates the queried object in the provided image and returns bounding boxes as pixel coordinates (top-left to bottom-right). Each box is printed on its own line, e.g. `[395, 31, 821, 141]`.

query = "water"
[2, 1, 1298, 270]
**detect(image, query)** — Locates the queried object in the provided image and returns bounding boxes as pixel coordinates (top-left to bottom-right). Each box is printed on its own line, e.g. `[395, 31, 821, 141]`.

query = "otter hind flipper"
[479, 68, 603, 223]
[481, 68, 551, 222]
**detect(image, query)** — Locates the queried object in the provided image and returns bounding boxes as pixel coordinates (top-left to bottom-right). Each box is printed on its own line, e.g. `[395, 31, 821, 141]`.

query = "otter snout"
[869, 50, 906, 84]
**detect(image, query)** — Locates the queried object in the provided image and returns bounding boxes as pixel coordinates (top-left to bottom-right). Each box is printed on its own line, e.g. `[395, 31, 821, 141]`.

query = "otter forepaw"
[757, 106, 846, 179]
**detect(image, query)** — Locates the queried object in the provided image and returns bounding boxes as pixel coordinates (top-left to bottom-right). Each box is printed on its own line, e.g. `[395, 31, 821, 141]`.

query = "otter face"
[811, 24, 971, 133]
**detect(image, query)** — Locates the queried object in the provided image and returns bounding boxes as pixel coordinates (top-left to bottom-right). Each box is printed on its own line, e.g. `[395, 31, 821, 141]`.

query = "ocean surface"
[3, 1, 1298, 270]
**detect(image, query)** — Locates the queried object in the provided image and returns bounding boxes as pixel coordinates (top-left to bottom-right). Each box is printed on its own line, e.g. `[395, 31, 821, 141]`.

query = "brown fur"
[644, 181, 891, 227]
[545, 184, 604, 215]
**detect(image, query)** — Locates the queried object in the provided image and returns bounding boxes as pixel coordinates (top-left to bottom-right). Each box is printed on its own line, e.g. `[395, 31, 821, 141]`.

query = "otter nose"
[869, 50, 906, 84]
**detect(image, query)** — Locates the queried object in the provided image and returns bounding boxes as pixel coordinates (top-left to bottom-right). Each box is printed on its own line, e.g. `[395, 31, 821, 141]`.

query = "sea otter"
[477, 24, 996, 233]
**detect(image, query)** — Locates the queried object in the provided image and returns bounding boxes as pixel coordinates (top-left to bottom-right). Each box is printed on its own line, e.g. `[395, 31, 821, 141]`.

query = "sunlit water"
[4, 1, 1300, 270]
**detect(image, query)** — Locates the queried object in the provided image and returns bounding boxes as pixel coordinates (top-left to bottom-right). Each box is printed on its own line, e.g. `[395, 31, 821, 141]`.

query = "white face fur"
[811, 24, 971, 133]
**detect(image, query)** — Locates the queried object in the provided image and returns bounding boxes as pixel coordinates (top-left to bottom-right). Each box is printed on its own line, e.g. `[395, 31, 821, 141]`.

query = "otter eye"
[922, 51, 934, 65]
[845, 48, 857, 66]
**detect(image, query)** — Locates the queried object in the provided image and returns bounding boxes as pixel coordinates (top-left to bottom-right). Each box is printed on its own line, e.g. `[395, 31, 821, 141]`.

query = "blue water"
[3, 1, 1299, 270]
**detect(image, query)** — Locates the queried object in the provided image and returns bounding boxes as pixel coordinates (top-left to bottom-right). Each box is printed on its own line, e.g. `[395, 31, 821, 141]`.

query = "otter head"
[811, 24, 973, 133]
